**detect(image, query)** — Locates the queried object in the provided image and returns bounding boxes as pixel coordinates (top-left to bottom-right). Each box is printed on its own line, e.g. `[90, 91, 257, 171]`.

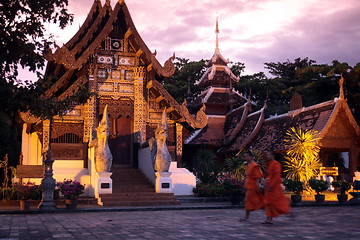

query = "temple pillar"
[176, 123, 183, 167]
[349, 147, 360, 181]
[133, 66, 146, 143]
[42, 119, 51, 154]
[83, 74, 97, 143]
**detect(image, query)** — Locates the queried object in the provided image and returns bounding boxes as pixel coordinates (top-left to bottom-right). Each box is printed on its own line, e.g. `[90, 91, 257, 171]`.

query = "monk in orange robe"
[263, 151, 290, 224]
[240, 152, 264, 221]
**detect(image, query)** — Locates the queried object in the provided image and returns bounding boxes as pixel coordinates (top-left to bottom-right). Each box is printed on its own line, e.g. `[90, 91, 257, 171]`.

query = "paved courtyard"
[0, 206, 359, 239]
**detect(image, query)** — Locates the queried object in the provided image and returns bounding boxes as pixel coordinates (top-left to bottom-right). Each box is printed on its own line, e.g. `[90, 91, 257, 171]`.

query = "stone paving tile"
[0, 206, 359, 239]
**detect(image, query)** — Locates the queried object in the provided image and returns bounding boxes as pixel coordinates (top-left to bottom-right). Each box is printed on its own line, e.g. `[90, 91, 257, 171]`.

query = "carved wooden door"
[109, 116, 132, 165]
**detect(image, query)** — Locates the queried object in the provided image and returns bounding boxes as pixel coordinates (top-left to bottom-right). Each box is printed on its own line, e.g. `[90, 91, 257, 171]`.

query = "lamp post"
[38, 150, 57, 210]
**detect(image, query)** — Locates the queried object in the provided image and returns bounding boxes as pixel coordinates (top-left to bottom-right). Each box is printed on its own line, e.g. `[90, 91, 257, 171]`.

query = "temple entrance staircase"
[98, 165, 180, 206]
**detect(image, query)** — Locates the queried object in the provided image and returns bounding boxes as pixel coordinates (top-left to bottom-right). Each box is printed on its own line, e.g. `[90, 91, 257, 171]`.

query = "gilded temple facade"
[20, 0, 206, 198]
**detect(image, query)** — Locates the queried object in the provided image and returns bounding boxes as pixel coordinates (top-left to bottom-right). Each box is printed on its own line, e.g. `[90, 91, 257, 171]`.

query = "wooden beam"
[166, 107, 175, 113]
[155, 96, 164, 103]
[147, 63, 153, 72]
[124, 28, 132, 39]
[136, 49, 143, 58]
[176, 117, 186, 122]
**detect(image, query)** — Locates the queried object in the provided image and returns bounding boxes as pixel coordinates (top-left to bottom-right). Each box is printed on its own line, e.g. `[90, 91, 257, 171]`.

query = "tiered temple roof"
[187, 74, 360, 158]
[189, 18, 246, 116]
[34, 0, 207, 130]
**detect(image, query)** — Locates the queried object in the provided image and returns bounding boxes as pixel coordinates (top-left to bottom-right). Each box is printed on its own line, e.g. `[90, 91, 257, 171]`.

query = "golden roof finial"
[339, 74, 345, 100]
[215, 15, 219, 51]
[119, 0, 125, 4]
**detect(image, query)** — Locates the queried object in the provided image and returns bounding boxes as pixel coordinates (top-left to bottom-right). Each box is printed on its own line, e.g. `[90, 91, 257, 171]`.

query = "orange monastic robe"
[244, 162, 264, 211]
[264, 160, 290, 218]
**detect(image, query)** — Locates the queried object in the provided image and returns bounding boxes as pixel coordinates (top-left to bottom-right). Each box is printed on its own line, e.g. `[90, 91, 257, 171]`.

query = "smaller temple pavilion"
[185, 22, 360, 180]
[186, 18, 251, 151]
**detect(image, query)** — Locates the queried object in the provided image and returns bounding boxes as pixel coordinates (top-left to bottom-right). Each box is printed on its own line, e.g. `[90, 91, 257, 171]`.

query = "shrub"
[219, 174, 245, 196]
[0, 187, 17, 200]
[195, 150, 221, 184]
[284, 127, 322, 187]
[13, 182, 41, 200]
[309, 179, 328, 194]
[332, 180, 351, 194]
[194, 183, 226, 197]
[283, 179, 303, 195]
[57, 179, 85, 200]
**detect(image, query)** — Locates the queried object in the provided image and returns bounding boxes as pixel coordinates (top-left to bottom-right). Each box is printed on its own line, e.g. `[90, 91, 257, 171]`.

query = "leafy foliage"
[57, 179, 85, 200]
[309, 179, 329, 194]
[0, 1, 92, 171]
[332, 180, 351, 194]
[194, 149, 221, 184]
[283, 127, 322, 186]
[219, 174, 245, 196]
[13, 182, 41, 200]
[194, 183, 226, 197]
[225, 149, 266, 181]
[163, 58, 206, 103]
[0, 154, 16, 189]
[283, 179, 304, 195]
[223, 156, 247, 181]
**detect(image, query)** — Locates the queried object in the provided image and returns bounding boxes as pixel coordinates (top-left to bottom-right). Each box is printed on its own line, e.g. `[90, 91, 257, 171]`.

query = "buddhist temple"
[18, 0, 360, 205]
[20, 0, 206, 205]
[186, 18, 251, 151]
[185, 20, 360, 181]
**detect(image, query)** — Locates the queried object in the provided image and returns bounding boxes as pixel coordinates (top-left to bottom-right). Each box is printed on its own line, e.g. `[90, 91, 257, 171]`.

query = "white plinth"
[95, 172, 113, 196]
[155, 172, 173, 193]
[169, 162, 196, 196]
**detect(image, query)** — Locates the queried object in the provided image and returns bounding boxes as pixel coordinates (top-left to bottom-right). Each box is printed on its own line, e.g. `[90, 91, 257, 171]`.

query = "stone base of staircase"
[98, 165, 180, 207]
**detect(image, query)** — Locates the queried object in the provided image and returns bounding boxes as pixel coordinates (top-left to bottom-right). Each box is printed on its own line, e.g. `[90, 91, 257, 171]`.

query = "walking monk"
[262, 151, 290, 224]
[240, 152, 264, 222]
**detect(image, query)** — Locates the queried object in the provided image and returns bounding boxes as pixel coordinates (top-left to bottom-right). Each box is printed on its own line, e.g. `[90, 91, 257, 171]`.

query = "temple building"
[18, 0, 360, 206]
[185, 22, 360, 180]
[185, 18, 251, 152]
[20, 0, 206, 205]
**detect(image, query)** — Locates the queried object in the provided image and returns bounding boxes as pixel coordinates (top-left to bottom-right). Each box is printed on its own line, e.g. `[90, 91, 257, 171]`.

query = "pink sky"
[19, 0, 360, 79]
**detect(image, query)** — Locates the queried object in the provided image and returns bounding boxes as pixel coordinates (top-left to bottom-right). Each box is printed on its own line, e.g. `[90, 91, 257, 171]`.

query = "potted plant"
[221, 174, 245, 205]
[283, 179, 303, 204]
[309, 179, 328, 203]
[57, 179, 85, 209]
[14, 182, 39, 211]
[332, 180, 351, 203]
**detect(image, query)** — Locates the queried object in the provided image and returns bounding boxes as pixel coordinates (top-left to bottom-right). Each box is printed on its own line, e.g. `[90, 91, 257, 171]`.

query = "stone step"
[113, 184, 154, 191]
[99, 196, 177, 202]
[100, 192, 174, 198]
[98, 166, 179, 207]
[102, 200, 180, 207]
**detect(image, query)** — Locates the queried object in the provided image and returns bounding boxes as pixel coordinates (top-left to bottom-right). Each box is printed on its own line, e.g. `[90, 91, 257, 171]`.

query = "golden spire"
[215, 15, 219, 52]
[339, 75, 345, 100]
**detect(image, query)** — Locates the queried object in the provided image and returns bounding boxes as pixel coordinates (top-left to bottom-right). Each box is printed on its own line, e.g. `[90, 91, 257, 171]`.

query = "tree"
[297, 60, 360, 123]
[0, 1, 91, 168]
[283, 127, 322, 187]
[258, 58, 360, 123]
[234, 72, 289, 116]
[163, 58, 206, 103]
[229, 61, 245, 77]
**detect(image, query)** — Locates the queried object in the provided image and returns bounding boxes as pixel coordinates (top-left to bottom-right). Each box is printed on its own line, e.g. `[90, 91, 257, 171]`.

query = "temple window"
[51, 133, 83, 144]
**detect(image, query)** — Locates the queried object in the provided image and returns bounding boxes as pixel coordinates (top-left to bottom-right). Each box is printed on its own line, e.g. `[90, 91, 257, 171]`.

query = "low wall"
[169, 162, 196, 196]
[138, 147, 156, 185]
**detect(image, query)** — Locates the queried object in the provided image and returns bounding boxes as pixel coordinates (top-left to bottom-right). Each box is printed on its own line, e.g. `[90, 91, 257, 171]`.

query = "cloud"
[18, 0, 360, 81]
[238, 1, 360, 74]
